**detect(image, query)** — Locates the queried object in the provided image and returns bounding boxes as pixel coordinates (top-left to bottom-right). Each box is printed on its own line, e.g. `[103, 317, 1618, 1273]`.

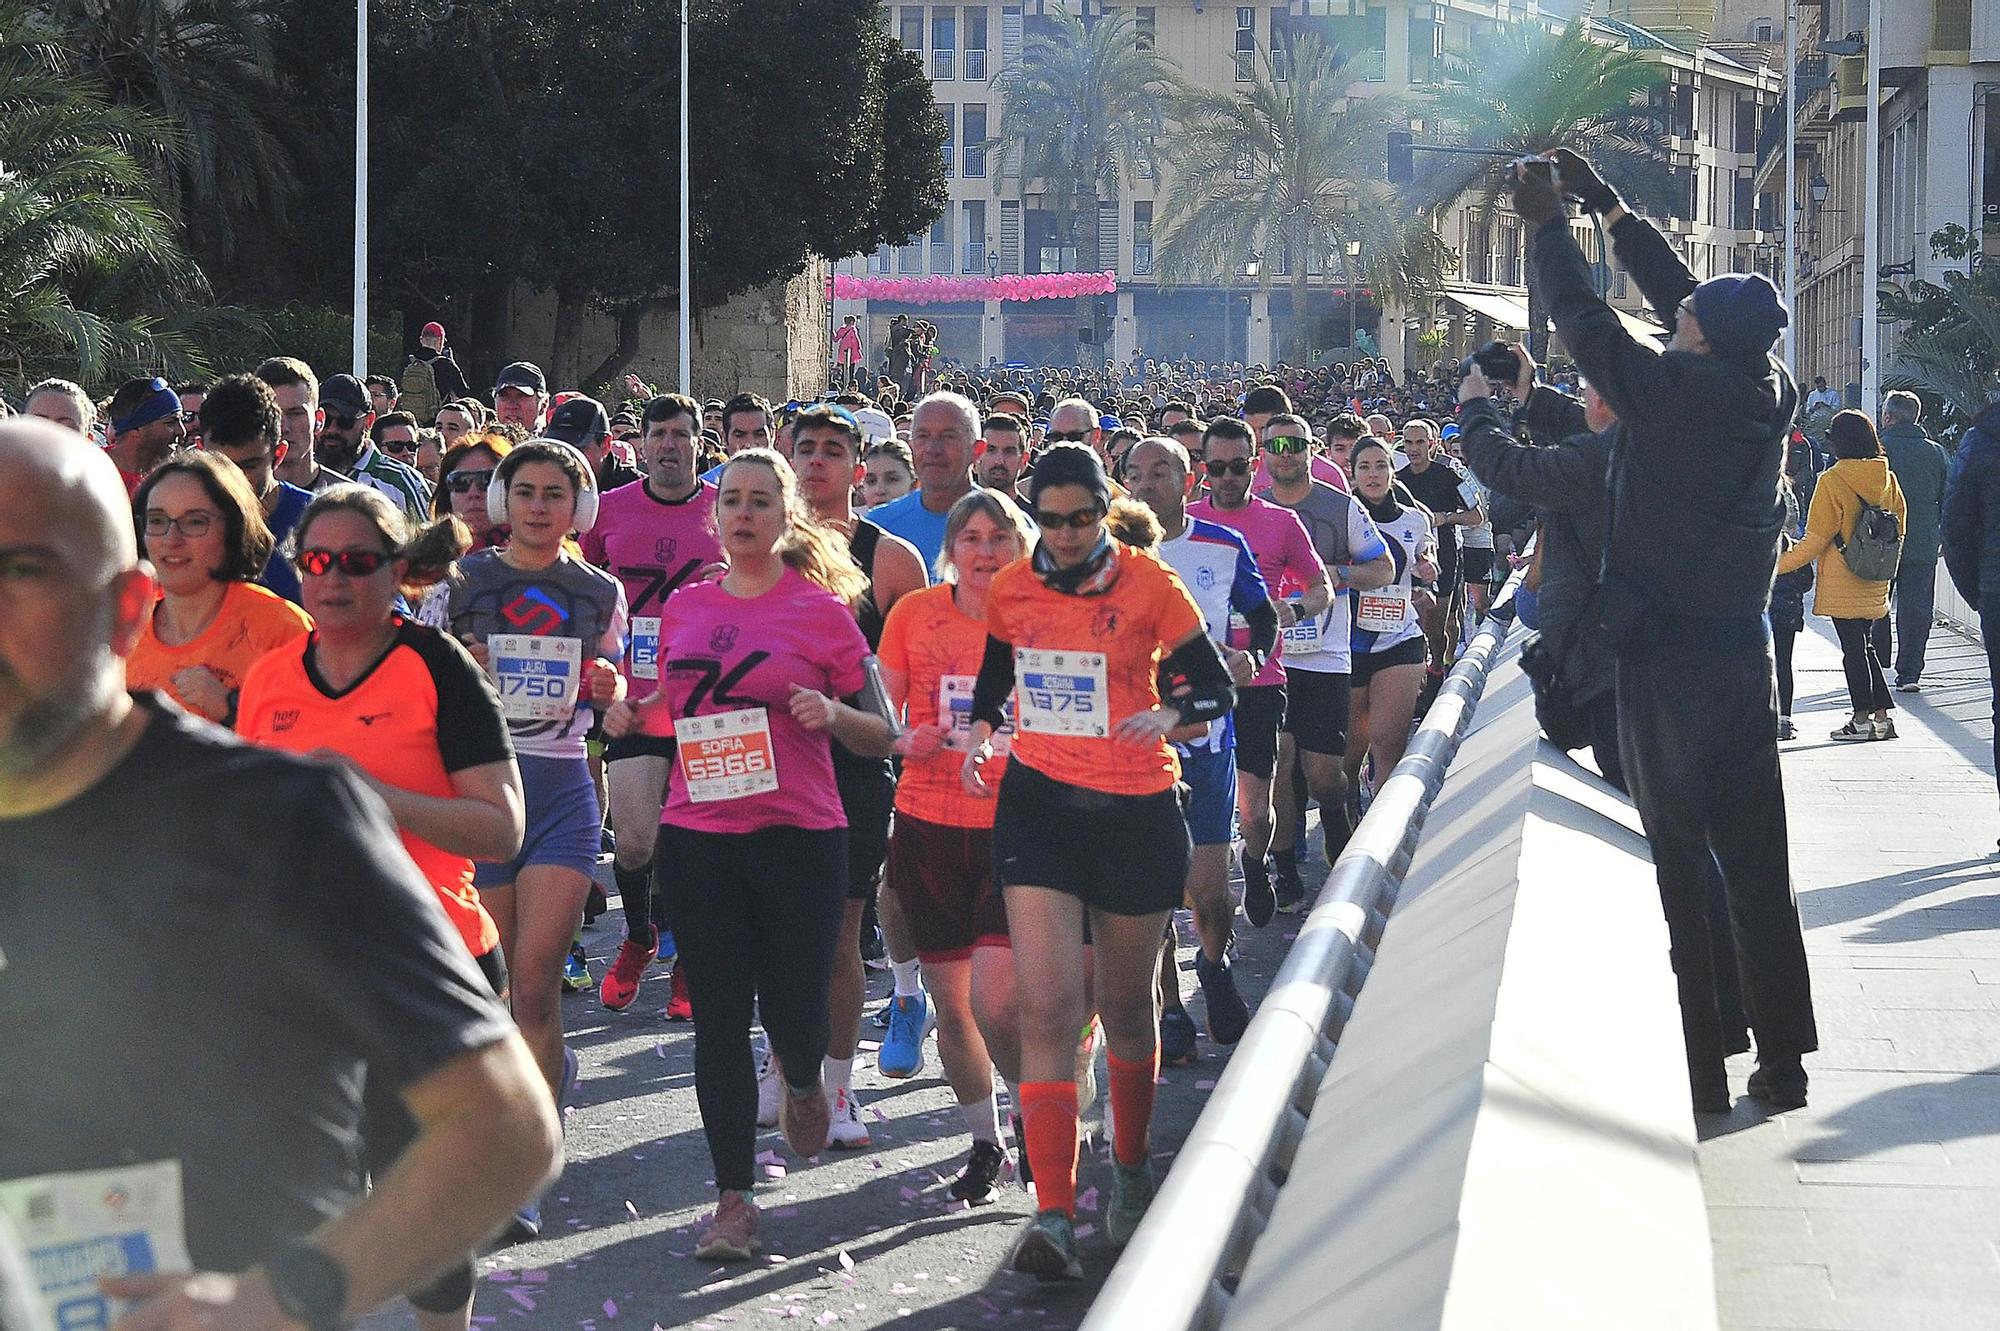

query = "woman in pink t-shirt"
[602, 447, 896, 1263]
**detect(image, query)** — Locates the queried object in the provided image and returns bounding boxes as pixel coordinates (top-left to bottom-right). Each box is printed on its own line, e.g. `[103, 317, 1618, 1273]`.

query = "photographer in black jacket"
[1512, 149, 1816, 1114]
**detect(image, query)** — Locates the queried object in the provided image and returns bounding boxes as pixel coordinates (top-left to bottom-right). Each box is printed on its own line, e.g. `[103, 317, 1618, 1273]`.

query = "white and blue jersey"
[1350, 502, 1432, 657]
[1158, 517, 1269, 759]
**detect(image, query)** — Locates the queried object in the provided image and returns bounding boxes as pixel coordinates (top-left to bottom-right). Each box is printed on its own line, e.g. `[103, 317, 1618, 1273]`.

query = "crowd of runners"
[0, 325, 1537, 1329]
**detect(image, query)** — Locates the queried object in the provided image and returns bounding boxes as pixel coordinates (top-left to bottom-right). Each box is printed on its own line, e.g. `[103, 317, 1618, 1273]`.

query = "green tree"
[1422, 18, 1668, 357]
[1881, 226, 2000, 429]
[0, 1, 226, 387]
[43, 0, 300, 266]
[1154, 36, 1451, 365]
[991, 4, 1182, 365]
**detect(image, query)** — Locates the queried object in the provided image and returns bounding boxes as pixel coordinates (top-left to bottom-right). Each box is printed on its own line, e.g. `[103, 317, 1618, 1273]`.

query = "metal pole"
[352, 0, 368, 378]
[678, 0, 692, 395]
[1783, 0, 1798, 379]
[1861, 0, 1881, 413]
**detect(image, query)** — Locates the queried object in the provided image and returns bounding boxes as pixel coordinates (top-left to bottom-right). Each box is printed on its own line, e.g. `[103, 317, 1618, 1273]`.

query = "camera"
[1519, 156, 1555, 186]
[1458, 340, 1522, 386]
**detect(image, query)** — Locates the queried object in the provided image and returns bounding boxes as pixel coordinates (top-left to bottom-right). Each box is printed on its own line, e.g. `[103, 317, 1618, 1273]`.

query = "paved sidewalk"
[1701, 618, 2000, 1330]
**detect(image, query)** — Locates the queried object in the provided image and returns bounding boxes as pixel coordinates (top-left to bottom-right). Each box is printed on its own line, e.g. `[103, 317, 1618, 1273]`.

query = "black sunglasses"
[379, 439, 418, 456]
[296, 548, 393, 577]
[445, 469, 495, 493]
[323, 413, 359, 430]
[1204, 458, 1252, 478]
[1033, 505, 1105, 531]
[1044, 429, 1091, 443]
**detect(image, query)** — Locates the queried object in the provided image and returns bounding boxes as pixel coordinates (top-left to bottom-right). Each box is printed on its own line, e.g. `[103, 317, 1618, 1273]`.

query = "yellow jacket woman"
[1775, 455, 1906, 620]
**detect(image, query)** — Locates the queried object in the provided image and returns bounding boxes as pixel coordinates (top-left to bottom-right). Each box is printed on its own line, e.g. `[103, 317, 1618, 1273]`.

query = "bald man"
[0, 419, 559, 1331]
[1046, 398, 1103, 461]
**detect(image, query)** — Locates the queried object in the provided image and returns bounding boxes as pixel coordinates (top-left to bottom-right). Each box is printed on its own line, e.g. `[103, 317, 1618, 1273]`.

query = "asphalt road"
[360, 835, 1325, 1331]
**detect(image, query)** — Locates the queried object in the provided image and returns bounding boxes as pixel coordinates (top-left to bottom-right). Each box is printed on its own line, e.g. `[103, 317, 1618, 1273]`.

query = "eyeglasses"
[379, 439, 418, 457]
[1044, 429, 1091, 443]
[1204, 458, 1252, 478]
[143, 511, 216, 540]
[323, 413, 359, 430]
[1263, 435, 1312, 455]
[296, 548, 393, 577]
[444, 469, 495, 493]
[1033, 505, 1105, 531]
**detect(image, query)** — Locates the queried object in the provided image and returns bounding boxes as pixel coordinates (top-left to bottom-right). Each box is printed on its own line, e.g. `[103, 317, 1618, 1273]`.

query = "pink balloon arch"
[830, 271, 1117, 305]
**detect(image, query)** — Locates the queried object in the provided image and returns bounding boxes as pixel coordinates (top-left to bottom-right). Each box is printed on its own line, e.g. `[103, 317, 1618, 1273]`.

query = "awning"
[1611, 305, 1670, 342]
[1441, 286, 1532, 330]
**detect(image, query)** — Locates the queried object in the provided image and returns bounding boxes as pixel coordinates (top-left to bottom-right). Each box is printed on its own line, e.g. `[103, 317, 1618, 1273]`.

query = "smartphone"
[1520, 157, 1554, 185]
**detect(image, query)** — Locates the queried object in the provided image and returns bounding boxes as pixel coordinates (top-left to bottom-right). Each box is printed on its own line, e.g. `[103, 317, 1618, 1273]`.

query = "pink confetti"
[505, 1289, 537, 1311]
[604, 1300, 619, 1318]
[1195, 1079, 1216, 1089]
[814, 1315, 840, 1327]
[867, 1105, 889, 1124]
[1076, 1187, 1099, 1212]
[763, 1164, 788, 1179]
[1074, 1223, 1097, 1239]
[898, 1186, 921, 1202]
[656, 1041, 667, 1058]
[976, 1298, 1002, 1315]
[521, 1271, 549, 1284]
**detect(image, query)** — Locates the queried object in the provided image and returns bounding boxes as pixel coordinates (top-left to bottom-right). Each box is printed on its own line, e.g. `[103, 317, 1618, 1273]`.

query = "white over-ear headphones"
[488, 439, 601, 533]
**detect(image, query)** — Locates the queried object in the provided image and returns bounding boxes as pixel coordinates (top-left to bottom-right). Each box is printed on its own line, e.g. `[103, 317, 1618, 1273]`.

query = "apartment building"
[834, 0, 1778, 373]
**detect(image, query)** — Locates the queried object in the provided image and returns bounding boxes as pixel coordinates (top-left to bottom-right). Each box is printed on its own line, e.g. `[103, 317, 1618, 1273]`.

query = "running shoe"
[562, 939, 591, 993]
[663, 964, 693, 1021]
[1106, 1156, 1156, 1246]
[1778, 715, 1796, 740]
[949, 1140, 1010, 1205]
[1242, 854, 1277, 928]
[826, 1086, 871, 1150]
[504, 1202, 541, 1244]
[599, 825, 617, 861]
[657, 929, 677, 966]
[1159, 1008, 1198, 1066]
[1896, 680, 1922, 693]
[781, 1077, 831, 1157]
[860, 924, 888, 970]
[1830, 718, 1873, 742]
[1874, 716, 1899, 741]
[1195, 950, 1251, 1046]
[756, 1046, 783, 1127]
[1011, 1210, 1083, 1282]
[878, 991, 933, 1078]
[1274, 860, 1308, 914]
[694, 1190, 760, 1262]
[1746, 1056, 1808, 1110]
[1075, 1017, 1100, 1114]
[598, 926, 657, 1011]
[1010, 1113, 1034, 1187]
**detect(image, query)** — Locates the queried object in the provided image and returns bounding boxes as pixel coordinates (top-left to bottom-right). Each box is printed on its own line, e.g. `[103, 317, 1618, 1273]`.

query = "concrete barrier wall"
[1223, 647, 1716, 1331]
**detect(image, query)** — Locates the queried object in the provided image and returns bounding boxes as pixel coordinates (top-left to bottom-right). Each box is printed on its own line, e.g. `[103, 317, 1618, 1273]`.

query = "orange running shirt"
[237, 618, 512, 957]
[983, 546, 1204, 796]
[127, 580, 312, 721]
[878, 582, 1011, 829]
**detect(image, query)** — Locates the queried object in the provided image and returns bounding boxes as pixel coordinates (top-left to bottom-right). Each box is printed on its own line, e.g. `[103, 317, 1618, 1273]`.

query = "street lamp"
[1809, 171, 1831, 207]
[988, 249, 999, 279]
[1344, 239, 1362, 354]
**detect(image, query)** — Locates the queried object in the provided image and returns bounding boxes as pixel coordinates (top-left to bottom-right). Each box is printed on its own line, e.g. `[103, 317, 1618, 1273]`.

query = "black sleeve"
[435, 353, 471, 402]
[1608, 211, 1698, 330]
[1531, 215, 1681, 432]
[285, 767, 516, 1088]
[1521, 383, 1589, 446]
[969, 633, 1016, 732]
[1457, 396, 1606, 516]
[407, 624, 515, 772]
[1160, 632, 1236, 724]
[1241, 597, 1279, 662]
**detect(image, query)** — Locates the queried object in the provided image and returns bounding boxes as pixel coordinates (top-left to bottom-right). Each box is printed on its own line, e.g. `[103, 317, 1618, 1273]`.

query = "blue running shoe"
[1159, 1008, 1199, 1066]
[877, 990, 933, 1079]
[562, 939, 591, 993]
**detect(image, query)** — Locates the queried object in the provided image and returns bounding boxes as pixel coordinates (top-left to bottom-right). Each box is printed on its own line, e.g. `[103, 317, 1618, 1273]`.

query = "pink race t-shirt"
[653, 567, 870, 835]
[1189, 495, 1326, 686]
[1253, 452, 1350, 492]
[581, 479, 722, 690]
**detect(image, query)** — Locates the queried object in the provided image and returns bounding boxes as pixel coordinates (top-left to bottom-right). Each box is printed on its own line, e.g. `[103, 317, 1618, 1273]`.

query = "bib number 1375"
[1015, 648, 1108, 738]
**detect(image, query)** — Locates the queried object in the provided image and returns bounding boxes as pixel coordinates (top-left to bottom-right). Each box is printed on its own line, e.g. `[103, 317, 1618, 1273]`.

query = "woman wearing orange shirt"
[960, 445, 1237, 1280]
[128, 451, 311, 724]
[878, 488, 1035, 1207]
[237, 484, 524, 1331]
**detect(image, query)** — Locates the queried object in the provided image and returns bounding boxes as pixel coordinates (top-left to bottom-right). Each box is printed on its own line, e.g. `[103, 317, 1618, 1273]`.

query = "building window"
[933, 7, 956, 78]
[900, 235, 923, 272]
[1001, 5, 1022, 68]
[963, 200, 988, 273]
[963, 103, 987, 177]
[873, 244, 894, 276]
[964, 6, 988, 80]
[1235, 7, 1255, 81]
[930, 212, 954, 273]
[1133, 200, 1153, 275]
[900, 5, 923, 50]
[940, 104, 955, 178]
[1136, 6, 1155, 50]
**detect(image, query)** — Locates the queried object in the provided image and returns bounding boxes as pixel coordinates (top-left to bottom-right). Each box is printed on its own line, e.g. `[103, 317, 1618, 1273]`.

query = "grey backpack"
[1835, 500, 1903, 581]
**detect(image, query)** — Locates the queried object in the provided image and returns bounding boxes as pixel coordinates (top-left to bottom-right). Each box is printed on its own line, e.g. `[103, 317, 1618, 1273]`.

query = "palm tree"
[990, 4, 1181, 365]
[44, 0, 299, 254]
[0, 1, 220, 386]
[1154, 35, 1451, 365]
[1421, 18, 1669, 358]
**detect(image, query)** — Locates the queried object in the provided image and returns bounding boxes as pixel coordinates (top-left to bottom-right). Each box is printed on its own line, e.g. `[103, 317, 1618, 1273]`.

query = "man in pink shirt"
[1188, 416, 1329, 923]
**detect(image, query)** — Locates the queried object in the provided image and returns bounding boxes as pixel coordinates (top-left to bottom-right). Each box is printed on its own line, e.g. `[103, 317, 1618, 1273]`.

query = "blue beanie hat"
[1690, 273, 1788, 361]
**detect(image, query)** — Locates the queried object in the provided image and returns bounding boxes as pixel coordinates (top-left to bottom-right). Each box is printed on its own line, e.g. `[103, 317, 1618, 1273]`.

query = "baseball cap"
[319, 374, 370, 418]
[989, 389, 1030, 414]
[852, 407, 896, 445]
[494, 361, 548, 396]
[421, 321, 446, 341]
[545, 395, 611, 447]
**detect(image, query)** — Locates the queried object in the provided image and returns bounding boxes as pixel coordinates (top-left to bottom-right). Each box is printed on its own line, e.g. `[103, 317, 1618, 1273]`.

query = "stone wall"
[508, 256, 831, 402]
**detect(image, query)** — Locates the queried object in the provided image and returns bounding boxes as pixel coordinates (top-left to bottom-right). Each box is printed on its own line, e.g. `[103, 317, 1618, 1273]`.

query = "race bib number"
[1282, 599, 1326, 656]
[1356, 587, 1413, 634]
[0, 1160, 190, 1330]
[676, 707, 778, 803]
[1016, 648, 1108, 738]
[488, 634, 582, 722]
[939, 674, 1013, 754]
[629, 616, 661, 681]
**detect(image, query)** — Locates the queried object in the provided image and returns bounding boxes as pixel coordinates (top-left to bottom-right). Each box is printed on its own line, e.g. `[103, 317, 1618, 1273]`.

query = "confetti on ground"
[625, 1201, 641, 1220]
[1074, 1223, 1097, 1240]
[521, 1271, 549, 1284]
[837, 1250, 855, 1273]
[603, 1300, 619, 1319]
[1195, 1079, 1217, 1090]
[1076, 1187, 1099, 1212]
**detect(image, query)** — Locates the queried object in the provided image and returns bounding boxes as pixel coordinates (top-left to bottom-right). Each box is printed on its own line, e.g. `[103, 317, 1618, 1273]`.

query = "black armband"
[969, 634, 1016, 733]
[1242, 597, 1279, 664]
[1161, 634, 1237, 725]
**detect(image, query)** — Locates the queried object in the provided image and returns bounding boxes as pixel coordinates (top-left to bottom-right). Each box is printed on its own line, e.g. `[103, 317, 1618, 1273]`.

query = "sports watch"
[265, 1241, 348, 1331]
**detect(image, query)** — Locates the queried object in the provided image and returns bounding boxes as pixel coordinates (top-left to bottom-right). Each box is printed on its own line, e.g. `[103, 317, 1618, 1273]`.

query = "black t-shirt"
[1400, 457, 1469, 557]
[0, 695, 515, 1272]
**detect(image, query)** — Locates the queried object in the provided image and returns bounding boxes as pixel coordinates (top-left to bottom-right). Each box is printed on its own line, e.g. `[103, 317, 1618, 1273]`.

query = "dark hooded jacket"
[1530, 212, 1796, 648]
[1943, 398, 2000, 606]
